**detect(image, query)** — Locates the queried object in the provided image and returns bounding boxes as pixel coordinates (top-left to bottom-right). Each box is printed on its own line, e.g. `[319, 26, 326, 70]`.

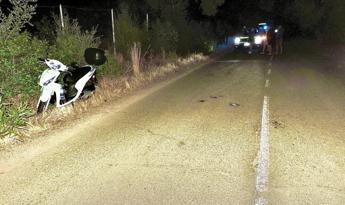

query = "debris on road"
[229, 103, 240, 107]
[272, 120, 285, 129]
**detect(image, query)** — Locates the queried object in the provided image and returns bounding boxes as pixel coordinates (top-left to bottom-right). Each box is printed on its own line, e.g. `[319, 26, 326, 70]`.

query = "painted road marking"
[255, 96, 270, 205]
[267, 69, 271, 75]
[265, 80, 270, 88]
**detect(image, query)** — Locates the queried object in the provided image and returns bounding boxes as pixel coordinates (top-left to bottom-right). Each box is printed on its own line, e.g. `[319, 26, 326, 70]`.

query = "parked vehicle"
[254, 22, 270, 47]
[36, 48, 106, 114]
[234, 36, 251, 49]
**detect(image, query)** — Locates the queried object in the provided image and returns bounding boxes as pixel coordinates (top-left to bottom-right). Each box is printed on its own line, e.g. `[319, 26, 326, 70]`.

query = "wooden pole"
[111, 8, 116, 56]
[59, 4, 64, 29]
[146, 13, 149, 32]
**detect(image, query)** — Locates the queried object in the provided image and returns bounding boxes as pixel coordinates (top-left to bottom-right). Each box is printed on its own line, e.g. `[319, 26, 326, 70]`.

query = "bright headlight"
[234, 37, 241, 45]
[254, 36, 262, 45]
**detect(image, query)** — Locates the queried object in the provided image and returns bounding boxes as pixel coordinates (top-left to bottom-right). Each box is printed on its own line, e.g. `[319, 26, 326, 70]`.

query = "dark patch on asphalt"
[178, 141, 186, 147]
[199, 100, 206, 103]
[210, 96, 218, 99]
[229, 103, 240, 107]
[272, 120, 285, 129]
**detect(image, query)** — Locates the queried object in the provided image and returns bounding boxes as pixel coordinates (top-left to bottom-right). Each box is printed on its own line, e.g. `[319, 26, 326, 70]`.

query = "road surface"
[0, 53, 345, 204]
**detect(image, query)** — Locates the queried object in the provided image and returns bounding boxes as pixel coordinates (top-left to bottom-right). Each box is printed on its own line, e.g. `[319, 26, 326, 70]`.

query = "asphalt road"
[0, 53, 344, 204]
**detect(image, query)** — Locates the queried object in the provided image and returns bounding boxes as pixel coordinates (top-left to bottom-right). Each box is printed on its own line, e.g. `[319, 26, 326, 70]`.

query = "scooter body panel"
[39, 69, 60, 87]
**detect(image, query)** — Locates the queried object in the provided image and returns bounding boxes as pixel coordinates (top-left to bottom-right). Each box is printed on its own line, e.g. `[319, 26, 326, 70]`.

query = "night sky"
[2, 0, 341, 41]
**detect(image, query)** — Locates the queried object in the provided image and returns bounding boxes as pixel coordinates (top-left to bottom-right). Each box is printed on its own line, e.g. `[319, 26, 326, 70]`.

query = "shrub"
[0, 32, 48, 99]
[150, 20, 178, 54]
[34, 15, 56, 43]
[98, 52, 123, 76]
[0, 0, 37, 42]
[49, 14, 101, 65]
[114, 6, 148, 57]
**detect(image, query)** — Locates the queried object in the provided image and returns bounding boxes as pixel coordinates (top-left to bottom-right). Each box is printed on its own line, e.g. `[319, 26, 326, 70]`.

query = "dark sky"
[37, 0, 116, 8]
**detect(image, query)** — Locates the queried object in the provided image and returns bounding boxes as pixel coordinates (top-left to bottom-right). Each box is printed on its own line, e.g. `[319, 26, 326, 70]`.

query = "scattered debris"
[199, 100, 206, 103]
[210, 96, 218, 99]
[229, 103, 240, 107]
[272, 120, 285, 129]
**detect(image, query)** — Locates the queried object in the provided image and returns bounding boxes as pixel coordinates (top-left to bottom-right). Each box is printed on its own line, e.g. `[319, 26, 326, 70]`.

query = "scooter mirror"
[84, 48, 107, 66]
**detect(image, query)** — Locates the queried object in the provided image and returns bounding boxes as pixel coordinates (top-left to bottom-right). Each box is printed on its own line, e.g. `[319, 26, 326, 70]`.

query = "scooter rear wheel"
[37, 101, 48, 115]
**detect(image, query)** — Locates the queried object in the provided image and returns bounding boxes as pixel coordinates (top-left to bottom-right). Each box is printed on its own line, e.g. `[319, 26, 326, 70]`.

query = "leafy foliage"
[151, 20, 178, 53]
[98, 52, 123, 76]
[0, 0, 37, 42]
[200, 0, 225, 16]
[0, 32, 48, 99]
[50, 14, 101, 65]
[114, 5, 148, 57]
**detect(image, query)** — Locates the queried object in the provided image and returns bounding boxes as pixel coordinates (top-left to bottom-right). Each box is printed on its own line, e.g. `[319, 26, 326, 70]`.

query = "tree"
[200, 0, 225, 16]
[0, 0, 37, 41]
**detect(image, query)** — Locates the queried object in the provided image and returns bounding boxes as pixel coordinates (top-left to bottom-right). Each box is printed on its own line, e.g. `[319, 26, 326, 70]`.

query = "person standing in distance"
[275, 25, 284, 55]
[267, 26, 276, 56]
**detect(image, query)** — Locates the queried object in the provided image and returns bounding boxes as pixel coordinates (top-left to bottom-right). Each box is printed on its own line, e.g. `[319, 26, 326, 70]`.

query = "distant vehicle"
[233, 23, 270, 52]
[253, 23, 270, 47]
[234, 36, 251, 49]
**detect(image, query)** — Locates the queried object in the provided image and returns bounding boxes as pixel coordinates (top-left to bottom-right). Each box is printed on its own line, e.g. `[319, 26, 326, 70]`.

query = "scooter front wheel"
[37, 101, 48, 115]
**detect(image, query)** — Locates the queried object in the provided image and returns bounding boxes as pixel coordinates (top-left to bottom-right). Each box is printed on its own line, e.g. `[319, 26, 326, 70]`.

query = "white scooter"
[37, 48, 106, 114]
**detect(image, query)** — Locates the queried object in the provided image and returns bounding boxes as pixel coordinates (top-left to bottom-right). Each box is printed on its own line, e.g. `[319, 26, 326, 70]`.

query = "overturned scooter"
[37, 48, 106, 114]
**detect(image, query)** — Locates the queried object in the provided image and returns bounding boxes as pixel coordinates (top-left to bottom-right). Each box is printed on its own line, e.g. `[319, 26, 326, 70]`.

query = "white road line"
[265, 79, 270, 88]
[255, 96, 270, 205]
[267, 69, 271, 75]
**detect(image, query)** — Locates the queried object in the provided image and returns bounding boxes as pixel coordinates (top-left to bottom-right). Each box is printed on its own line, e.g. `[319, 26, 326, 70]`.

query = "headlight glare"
[234, 37, 241, 45]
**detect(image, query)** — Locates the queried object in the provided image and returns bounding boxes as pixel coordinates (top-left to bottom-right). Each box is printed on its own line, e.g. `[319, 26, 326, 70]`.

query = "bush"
[34, 15, 56, 43]
[49, 14, 101, 65]
[0, 32, 48, 99]
[98, 52, 123, 76]
[114, 6, 148, 57]
[0, 0, 36, 42]
[151, 20, 178, 54]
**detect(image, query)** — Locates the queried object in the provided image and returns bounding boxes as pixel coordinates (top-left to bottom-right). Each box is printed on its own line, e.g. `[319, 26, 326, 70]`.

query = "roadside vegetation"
[0, 0, 213, 141]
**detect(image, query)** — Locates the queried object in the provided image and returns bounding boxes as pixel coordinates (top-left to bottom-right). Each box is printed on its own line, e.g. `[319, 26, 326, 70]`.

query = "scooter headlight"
[43, 77, 55, 86]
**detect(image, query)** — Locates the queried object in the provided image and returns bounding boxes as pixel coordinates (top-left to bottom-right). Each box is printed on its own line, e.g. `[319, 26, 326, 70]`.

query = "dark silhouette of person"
[275, 25, 284, 54]
[267, 26, 276, 55]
